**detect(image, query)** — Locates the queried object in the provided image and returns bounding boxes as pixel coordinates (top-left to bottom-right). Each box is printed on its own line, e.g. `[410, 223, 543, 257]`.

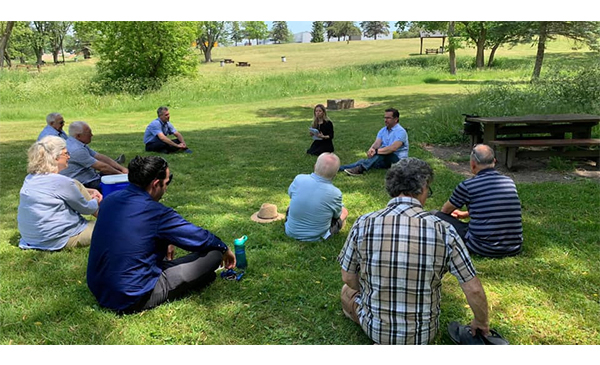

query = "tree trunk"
[448, 21, 457, 75]
[475, 25, 486, 69]
[52, 49, 59, 63]
[487, 44, 500, 67]
[532, 22, 548, 80]
[3, 51, 12, 68]
[0, 21, 15, 69]
[35, 47, 43, 65]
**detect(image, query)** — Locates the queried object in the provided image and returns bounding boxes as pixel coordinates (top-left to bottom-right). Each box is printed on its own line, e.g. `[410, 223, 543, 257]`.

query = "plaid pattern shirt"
[338, 197, 476, 345]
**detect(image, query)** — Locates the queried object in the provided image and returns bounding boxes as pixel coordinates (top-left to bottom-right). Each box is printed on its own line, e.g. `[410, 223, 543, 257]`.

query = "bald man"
[436, 144, 523, 258]
[285, 153, 349, 241]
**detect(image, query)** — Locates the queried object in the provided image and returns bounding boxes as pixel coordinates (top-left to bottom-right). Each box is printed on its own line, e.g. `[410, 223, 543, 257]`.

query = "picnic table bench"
[223, 59, 234, 64]
[464, 114, 600, 169]
[236, 61, 250, 67]
[425, 48, 440, 54]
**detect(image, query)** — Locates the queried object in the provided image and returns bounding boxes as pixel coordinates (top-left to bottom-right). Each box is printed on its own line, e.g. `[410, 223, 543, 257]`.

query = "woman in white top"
[17, 136, 102, 251]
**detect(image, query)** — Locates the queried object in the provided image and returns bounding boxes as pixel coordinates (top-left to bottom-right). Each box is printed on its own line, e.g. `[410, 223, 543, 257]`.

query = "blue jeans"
[339, 154, 400, 172]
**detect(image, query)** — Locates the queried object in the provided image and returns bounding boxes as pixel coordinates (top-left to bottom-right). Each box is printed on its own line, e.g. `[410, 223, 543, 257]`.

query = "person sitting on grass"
[338, 158, 489, 344]
[435, 144, 523, 258]
[87, 156, 235, 314]
[37, 112, 68, 141]
[18, 136, 102, 251]
[306, 104, 335, 156]
[60, 121, 127, 192]
[285, 152, 348, 241]
[144, 106, 192, 154]
[339, 108, 409, 176]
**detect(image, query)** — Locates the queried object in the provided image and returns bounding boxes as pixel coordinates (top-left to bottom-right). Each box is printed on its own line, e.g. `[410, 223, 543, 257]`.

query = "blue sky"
[265, 21, 397, 35]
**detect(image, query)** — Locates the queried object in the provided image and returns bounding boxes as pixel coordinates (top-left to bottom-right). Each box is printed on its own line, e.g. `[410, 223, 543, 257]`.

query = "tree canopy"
[270, 21, 290, 44]
[360, 21, 390, 40]
[311, 21, 324, 43]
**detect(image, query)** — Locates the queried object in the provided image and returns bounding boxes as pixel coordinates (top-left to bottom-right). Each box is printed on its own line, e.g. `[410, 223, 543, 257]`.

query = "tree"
[93, 21, 197, 91]
[270, 21, 290, 44]
[329, 21, 360, 42]
[0, 21, 15, 68]
[48, 21, 72, 63]
[447, 21, 457, 75]
[72, 21, 98, 59]
[5, 22, 34, 64]
[243, 21, 268, 45]
[230, 21, 244, 46]
[360, 21, 390, 40]
[484, 22, 533, 67]
[311, 21, 324, 43]
[28, 21, 50, 65]
[324, 21, 336, 41]
[530, 21, 600, 79]
[196, 21, 228, 62]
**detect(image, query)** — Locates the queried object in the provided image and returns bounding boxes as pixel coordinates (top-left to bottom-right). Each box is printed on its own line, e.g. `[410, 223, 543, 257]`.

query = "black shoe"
[115, 154, 125, 164]
[344, 165, 365, 176]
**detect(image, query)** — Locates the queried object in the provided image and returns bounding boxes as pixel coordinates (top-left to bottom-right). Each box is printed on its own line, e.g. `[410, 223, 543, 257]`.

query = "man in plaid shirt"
[338, 158, 490, 344]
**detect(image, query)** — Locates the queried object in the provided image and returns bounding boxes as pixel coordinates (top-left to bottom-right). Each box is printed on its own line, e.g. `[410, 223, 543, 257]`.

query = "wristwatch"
[375, 149, 379, 155]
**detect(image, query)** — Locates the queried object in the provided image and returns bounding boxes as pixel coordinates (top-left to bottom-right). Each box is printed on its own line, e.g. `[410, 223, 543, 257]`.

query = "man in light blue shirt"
[285, 153, 349, 241]
[144, 106, 192, 154]
[340, 108, 409, 176]
[37, 112, 68, 141]
[60, 121, 128, 191]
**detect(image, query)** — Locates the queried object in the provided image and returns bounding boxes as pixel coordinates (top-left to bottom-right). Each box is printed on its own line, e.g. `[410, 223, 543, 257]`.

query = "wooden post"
[420, 37, 423, 55]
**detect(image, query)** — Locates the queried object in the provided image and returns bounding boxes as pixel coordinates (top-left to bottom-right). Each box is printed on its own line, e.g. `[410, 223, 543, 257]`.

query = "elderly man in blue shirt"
[87, 156, 235, 313]
[37, 112, 68, 141]
[285, 152, 349, 241]
[60, 121, 127, 191]
[144, 106, 192, 154]
[340, 108, 409, 176]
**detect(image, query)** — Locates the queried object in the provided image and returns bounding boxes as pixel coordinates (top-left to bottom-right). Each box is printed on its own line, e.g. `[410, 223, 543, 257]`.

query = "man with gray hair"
[285, 152, 349, 241]
[37, 112, 68, 141]
[60, 121, 127, 191]
[437, 144, 523, 258]
[144, 106, 192, 154]
[338, 157, 490, 344]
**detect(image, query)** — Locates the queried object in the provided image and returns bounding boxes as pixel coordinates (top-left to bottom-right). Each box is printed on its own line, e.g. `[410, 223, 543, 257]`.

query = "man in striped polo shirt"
[437, 144, 523, 258]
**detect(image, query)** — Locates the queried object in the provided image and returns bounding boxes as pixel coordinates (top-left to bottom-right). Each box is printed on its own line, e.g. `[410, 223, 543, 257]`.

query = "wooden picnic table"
[464, 114, 600, 168]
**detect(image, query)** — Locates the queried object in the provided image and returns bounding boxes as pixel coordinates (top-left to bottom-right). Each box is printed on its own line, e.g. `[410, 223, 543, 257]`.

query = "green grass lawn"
[1, 37, 599, 345]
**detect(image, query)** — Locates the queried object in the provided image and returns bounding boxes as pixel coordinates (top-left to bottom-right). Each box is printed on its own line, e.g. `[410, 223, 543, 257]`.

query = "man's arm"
[459, 276, 490, 336]
[441, 200, 469, 219]
[341, 269, 360, 291]
[93, 153, 128, 174]
[367, 138, 383, 158]
[376, 140, 403, 155]
[156, 132, 185, 149]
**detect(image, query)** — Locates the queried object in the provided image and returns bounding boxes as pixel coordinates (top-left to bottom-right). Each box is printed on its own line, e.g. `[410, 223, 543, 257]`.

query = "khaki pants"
[341, 284, 361, 325]
[64, 180, 95, 249]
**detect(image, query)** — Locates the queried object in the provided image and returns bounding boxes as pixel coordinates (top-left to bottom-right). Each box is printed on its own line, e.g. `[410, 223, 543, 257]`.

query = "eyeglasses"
[155, 157, 173, 186]
[60, 151, 70, 157]
[427, 186, 433, 198]
[166, 172, 173, 186]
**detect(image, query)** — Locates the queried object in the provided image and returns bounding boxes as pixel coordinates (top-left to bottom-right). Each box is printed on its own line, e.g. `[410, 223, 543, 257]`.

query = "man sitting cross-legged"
[87, 156, 235, 313]
[144, 106, 192, 154]
[338, 158, 490, 344]
[285, 152, 349, 241]
[435, 144, 523, 258]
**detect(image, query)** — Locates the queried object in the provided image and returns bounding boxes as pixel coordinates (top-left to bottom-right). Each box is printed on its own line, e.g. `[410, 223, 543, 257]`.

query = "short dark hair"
[385, 108, 400, 119]
[157, 106, 169, 117]
[128, 156, 169, 189]
[385, 158, 433, 198]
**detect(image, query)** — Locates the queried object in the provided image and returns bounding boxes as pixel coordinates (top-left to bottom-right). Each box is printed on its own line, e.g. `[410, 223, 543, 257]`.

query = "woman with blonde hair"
[17, 136, 102, 251]
[307, 104, 335, 156]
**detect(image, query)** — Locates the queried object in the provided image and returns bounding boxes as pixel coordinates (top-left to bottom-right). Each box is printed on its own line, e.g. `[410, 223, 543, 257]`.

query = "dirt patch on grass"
[422, 143, 600, 183]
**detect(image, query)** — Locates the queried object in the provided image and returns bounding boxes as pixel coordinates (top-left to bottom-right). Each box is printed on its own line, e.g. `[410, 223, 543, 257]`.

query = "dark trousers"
[145, 139, 182, 154]
[122, 249, 223, 313]
[433, 211, 468, 240]
[84, 178, 102, 193]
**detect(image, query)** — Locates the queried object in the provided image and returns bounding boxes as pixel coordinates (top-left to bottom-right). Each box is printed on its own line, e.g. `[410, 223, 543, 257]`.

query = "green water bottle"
[234, 235, 248, 270]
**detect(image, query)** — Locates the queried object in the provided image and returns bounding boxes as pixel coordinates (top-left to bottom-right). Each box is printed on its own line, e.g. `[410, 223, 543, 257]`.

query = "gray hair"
[385, 158, 434, 198]
[69, 121, 88, 136]
[471, 144, 495, 166]
[46, 113, 62, 125]
[27, 136, 66, 174]
[314, 153, 341, 180]
[157, 106, 169, 117]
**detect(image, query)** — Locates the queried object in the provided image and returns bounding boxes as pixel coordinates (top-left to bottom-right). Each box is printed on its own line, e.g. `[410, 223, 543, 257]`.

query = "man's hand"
[178, 142, 187, 149]
[166, 244, 176, 260]
[452, 210, 469, 219]
[367, 147, 376, 158]
[222, 248, 236, 269]
[88, 189, 103, 203]
[469, 318, 490, 337]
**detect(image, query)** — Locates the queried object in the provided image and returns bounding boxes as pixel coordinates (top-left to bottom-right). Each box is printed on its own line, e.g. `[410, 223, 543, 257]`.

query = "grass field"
[1, 37, 599, 345]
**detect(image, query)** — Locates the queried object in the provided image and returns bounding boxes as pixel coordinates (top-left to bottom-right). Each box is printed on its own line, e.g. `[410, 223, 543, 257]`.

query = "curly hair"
[27, 136, 65, 174]
[385, 158, 434, 198]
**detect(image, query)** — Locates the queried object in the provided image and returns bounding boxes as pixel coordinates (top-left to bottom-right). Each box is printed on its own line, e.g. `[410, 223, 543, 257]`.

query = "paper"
[309, 127, 322, 140]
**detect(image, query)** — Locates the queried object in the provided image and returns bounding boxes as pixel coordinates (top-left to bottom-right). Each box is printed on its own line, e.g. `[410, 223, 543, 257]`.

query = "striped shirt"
[338, 197, 476, 345]
[449, 168, 523, 257]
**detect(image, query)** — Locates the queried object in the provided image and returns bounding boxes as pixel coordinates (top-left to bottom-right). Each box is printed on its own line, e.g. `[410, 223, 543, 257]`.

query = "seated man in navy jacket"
[87, 156, 235, 313]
